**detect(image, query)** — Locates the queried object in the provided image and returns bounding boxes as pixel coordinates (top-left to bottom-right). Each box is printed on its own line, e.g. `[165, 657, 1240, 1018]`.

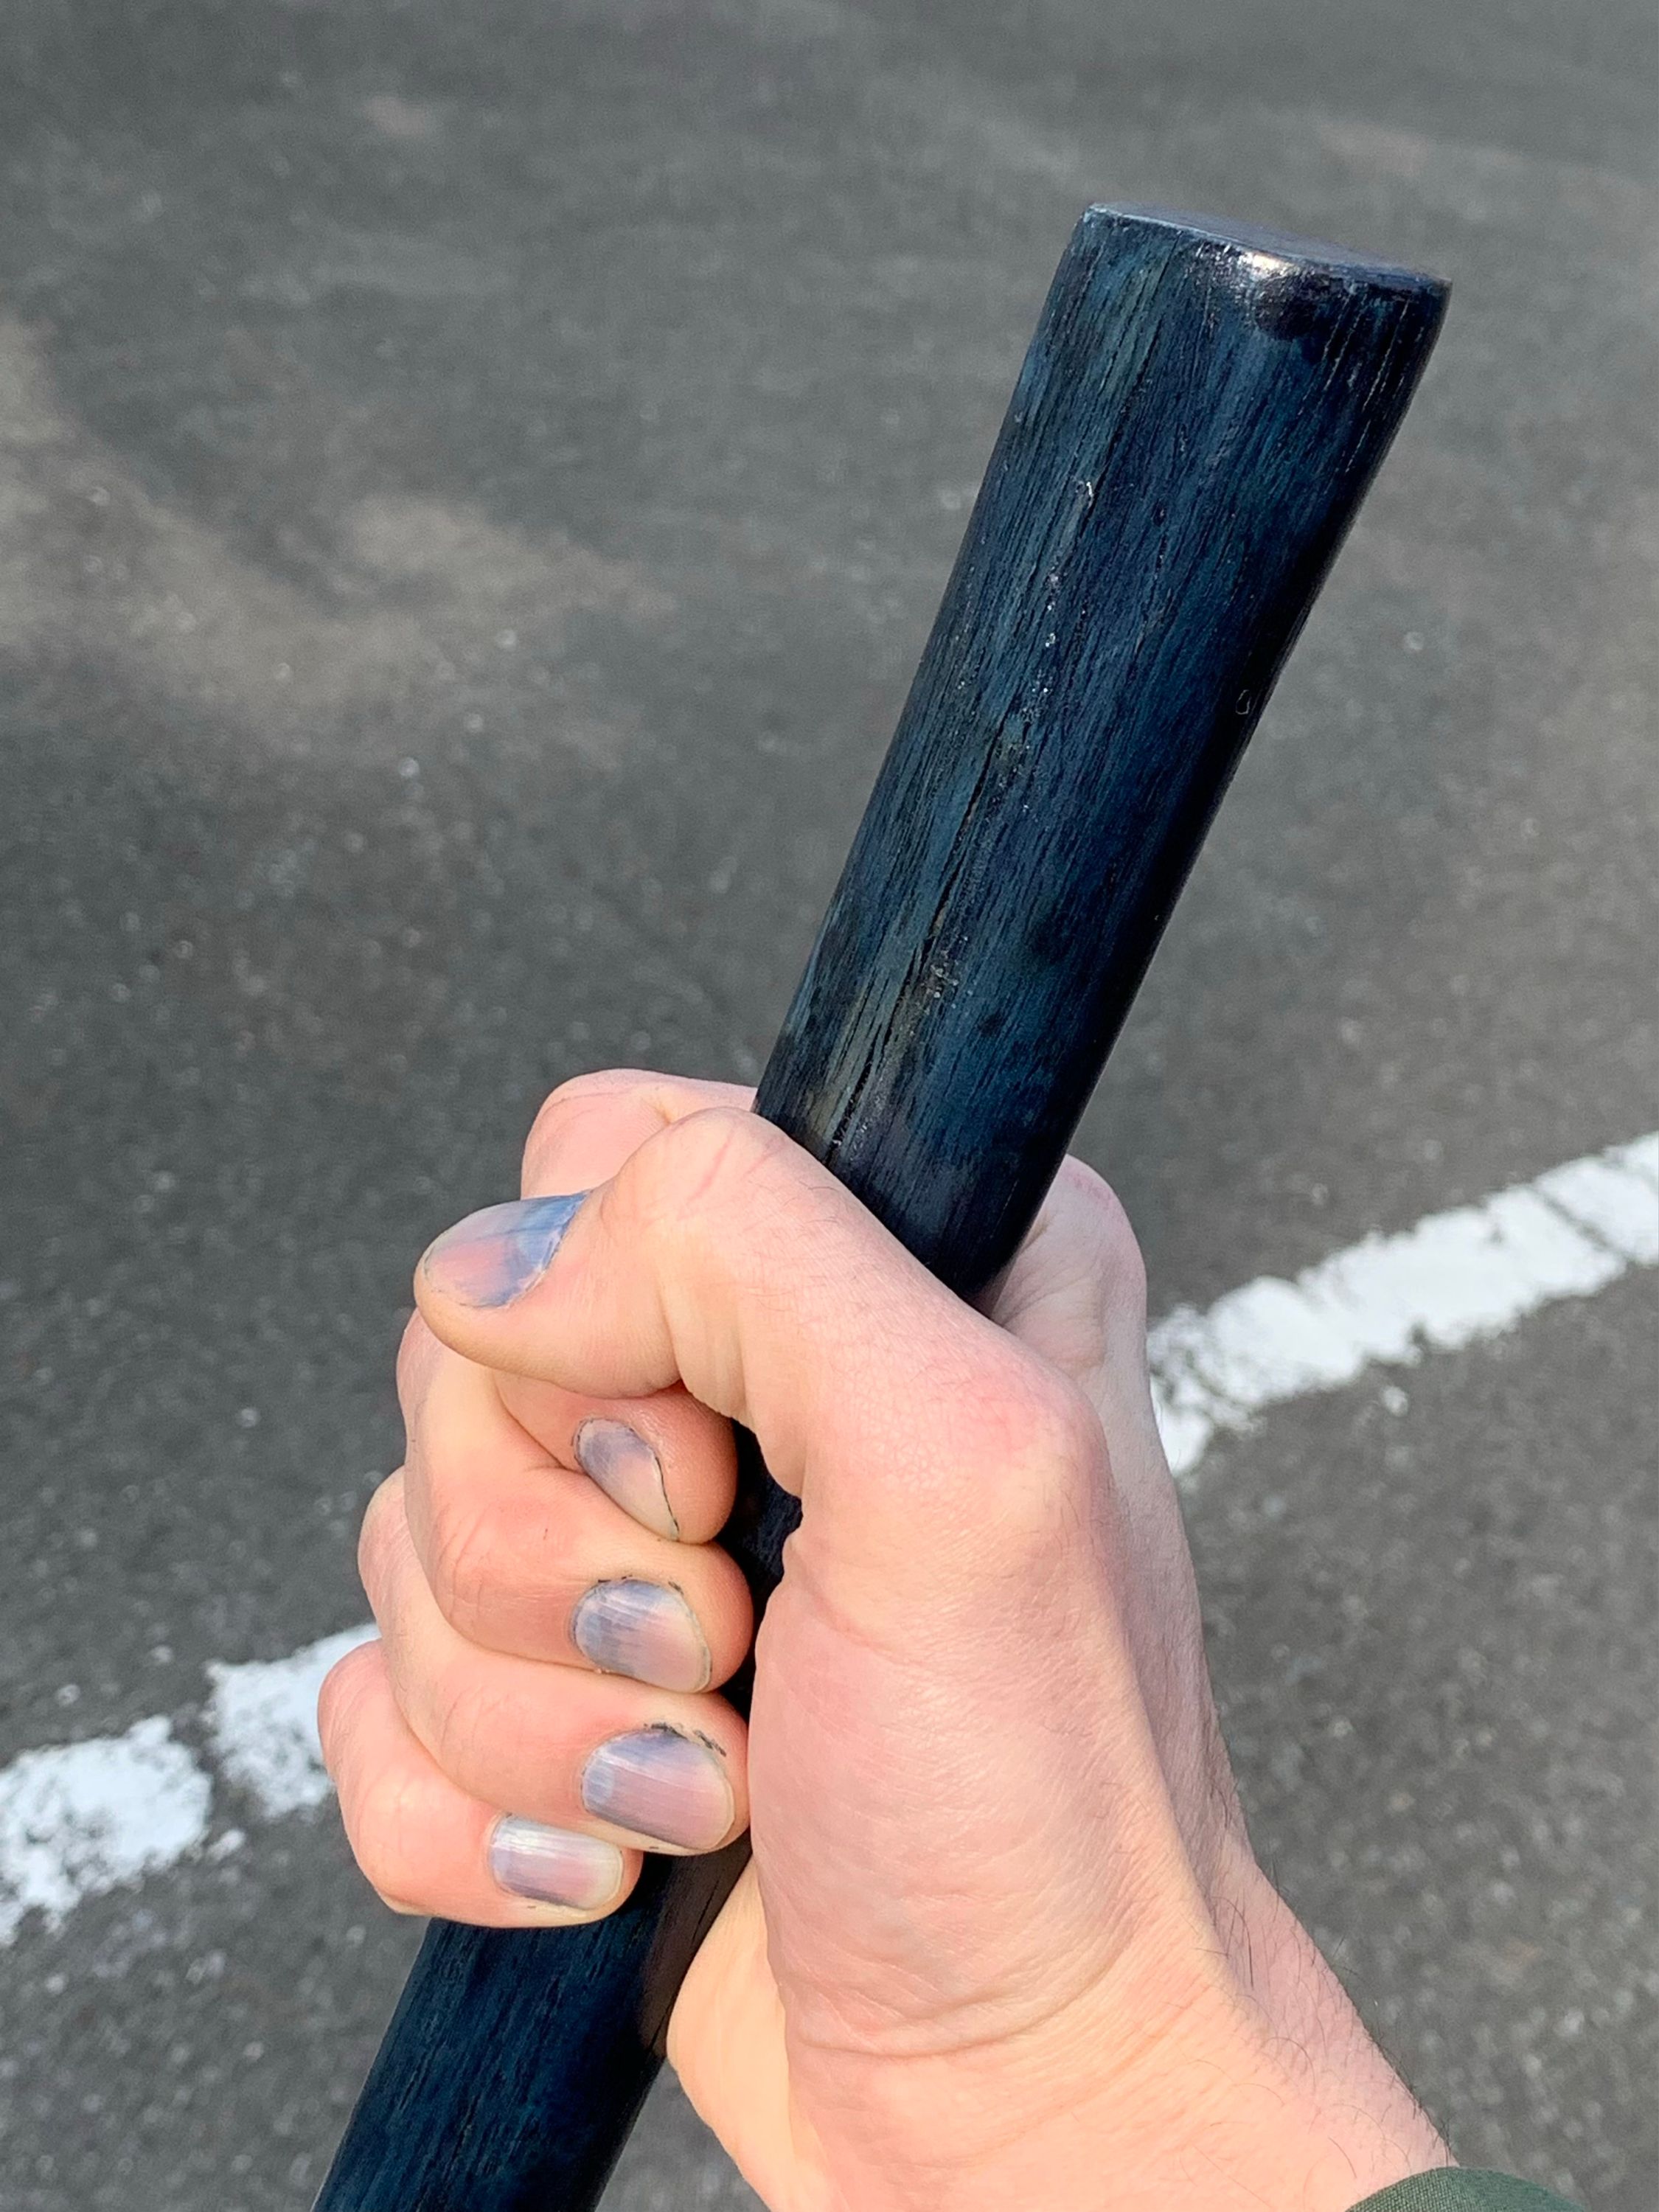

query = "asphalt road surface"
[1, 3, 1654, 2207]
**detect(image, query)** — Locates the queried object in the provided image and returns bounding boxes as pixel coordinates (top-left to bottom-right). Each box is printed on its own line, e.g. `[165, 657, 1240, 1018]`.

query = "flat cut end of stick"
[1080, 201, 1450, 303]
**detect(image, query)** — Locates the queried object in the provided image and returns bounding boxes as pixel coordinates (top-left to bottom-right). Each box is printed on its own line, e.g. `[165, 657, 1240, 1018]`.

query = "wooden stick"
[315, 205, 1447, 2211]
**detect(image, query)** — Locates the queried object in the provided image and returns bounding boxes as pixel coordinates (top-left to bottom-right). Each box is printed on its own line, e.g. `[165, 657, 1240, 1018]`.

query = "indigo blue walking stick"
[316, 204, 1447, 2210]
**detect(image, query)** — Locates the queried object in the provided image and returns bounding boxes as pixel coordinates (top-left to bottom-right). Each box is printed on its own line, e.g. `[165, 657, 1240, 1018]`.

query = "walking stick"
[316, 204, 1447, 2210]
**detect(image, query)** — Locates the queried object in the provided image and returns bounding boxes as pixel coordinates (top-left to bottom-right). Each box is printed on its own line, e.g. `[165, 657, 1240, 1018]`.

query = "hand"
[319, 1071, 1449, 2211]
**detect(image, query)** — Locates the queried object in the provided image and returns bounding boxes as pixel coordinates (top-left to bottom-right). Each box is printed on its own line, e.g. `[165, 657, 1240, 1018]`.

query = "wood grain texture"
[314, 205, 1447, 2212]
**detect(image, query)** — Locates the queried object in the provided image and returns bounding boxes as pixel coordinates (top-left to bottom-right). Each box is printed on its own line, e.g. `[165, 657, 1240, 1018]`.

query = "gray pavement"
[1, 1, 1653, 2205]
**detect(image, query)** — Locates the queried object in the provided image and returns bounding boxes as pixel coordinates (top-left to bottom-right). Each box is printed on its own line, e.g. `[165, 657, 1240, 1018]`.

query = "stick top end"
[1081, 202, 1449, 307]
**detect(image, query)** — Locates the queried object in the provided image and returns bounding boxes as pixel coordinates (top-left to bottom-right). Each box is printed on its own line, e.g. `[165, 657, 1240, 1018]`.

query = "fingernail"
[421, 1194, 588, 1308]
[580, 1727, 733, 1851]
[487, 1816, 625, 1909]
[572, 1580, 712, 1694]
[574, 1419, 680, 1540]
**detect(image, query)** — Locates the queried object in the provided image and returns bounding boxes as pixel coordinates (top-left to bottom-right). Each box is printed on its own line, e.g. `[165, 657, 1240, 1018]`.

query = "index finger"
[412, 1105, 1099, 1597]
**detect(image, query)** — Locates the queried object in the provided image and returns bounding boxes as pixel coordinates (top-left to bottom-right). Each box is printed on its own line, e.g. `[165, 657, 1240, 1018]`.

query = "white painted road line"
[206, 1624, 380, 1821]
[0, 1720, 212, 1944]
[2, 1130, 1655, 1944]
[1151, 1131, 1658, 1478]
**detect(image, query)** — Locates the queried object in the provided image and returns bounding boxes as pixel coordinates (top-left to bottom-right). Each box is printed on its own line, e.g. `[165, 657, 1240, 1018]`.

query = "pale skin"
[319, 1071, 1452, 2212]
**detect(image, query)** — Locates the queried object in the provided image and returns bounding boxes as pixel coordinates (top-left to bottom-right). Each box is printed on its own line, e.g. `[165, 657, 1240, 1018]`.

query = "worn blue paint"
[314, 206, 1446, 2211]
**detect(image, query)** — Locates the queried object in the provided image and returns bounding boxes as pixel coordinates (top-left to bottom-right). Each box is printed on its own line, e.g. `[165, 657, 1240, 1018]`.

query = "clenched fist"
[319, 1071, 1447, 2212]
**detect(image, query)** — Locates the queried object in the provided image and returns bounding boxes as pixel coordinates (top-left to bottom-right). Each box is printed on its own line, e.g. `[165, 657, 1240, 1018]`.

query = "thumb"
[414, 1105, 1105, 1618]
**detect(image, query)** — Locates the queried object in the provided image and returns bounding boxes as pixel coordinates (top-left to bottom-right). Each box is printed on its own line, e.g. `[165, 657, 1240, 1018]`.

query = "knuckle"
[425, 1664, 514, 1787]
[953, 1349, 1105, 1550]
[978, 1350, 1099, 1473]
[1020, 1366, 1106, 1478]
[525, 1072, 602, 1152]
[423, 1492, 501, 1641]
[344, 1763, 430, 1902]
[357, 1474, 409, 1607]
[395, 1313, 440, 1420]
[629, 1107, 792, 1249]
[316, 1641, 381, 1767]
[523, 1069, 655, 1183]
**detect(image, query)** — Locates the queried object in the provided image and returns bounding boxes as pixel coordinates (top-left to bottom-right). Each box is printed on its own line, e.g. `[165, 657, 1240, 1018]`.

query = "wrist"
[807, 1864, 1445, 2212]
[1169, 1851, 1450, 2212]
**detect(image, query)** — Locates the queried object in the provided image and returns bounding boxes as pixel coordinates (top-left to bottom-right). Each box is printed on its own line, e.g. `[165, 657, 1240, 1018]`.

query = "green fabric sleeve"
[1350, 2172, 1582, 2212]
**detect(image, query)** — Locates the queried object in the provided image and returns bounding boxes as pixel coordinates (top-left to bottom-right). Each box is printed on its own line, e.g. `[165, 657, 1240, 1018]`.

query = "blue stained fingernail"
[573, 1580, 712, 1693]
[420, 1194, 588, 1307]
[580, 1728, 733, 1851]
[487, 1817, 624, 1909]
[574, 1419, 680, 1540]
